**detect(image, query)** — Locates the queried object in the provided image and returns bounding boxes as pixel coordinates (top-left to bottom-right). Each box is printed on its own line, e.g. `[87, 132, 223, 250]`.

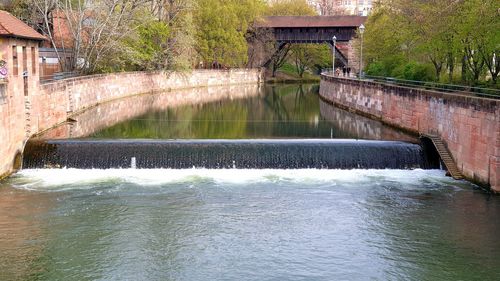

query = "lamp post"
[332, 36, 337, 76]
[359, 24, 365, 79]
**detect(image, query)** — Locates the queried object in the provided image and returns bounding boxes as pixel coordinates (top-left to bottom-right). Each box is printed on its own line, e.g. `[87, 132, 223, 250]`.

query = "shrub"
[365, 61, 385, 76]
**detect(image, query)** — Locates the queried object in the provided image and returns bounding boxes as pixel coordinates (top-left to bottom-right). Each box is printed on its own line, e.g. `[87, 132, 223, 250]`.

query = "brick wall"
[0, 68, 263, 179]
[0, 38, 40, 178]
[319, 75, 500, 192]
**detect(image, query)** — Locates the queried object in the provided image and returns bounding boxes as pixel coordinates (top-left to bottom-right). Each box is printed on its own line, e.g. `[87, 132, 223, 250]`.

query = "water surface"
[38, 84, 414, 141]
[2, 84, 498, 280]
[0, 169, 499, 280]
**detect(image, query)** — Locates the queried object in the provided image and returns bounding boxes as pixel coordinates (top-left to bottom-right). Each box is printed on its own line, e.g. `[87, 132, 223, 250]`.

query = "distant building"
[307, 0, 376, 16]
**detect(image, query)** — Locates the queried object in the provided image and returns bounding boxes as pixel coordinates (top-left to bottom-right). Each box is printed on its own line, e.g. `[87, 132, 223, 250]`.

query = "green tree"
[125, 20, 171, 70]
[362, 0, 498, 86]
[456, 0, 499, 85]
[265, 0, 316, 16]
[291, 44, 330, 77]
[194, 0, 264, 68]
[150, 0, 196, 70]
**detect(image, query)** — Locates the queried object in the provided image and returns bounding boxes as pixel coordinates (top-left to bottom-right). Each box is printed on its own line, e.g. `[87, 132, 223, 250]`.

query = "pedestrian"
[347, 67, 351, 77]
[343, 66, 347, 77]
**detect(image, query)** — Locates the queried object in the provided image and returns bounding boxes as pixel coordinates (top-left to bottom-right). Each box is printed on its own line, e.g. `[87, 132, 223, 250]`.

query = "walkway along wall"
[0, 69, 264, 179]
[319, 75, 500, 192]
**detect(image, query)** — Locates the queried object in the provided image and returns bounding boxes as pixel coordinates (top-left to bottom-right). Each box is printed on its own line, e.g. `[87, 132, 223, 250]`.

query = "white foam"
[10, 169, 456, 191]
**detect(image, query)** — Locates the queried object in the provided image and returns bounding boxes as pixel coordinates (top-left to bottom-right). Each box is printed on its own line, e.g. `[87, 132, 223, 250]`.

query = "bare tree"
[31, 0, 147, 74]
[149, 0, 195, 69]
[319, 0, 349, 16]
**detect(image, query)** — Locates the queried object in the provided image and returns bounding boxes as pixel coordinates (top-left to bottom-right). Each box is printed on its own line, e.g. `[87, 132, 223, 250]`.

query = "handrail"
[363, 75, 500, 99]
[40, 72, 82, 83]
[321, 72, 500, 99]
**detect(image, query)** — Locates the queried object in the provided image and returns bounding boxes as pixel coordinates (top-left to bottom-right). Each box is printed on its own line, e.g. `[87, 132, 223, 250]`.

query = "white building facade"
[307, 0, 375, 16]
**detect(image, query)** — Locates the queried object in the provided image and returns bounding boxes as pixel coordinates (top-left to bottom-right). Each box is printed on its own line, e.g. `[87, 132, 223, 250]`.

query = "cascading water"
[2, 84, 497, 281]
[22, 139, 436, 170]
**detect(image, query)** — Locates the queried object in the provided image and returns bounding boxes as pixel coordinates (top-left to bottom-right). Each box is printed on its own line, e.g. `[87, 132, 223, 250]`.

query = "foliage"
[290, 44, 331, 77]
[265, 0, 316, 16]
[362, 0, 500, 86]
[194, 0, 264, 68]
[117, 20, 171, 71]
[150, 0, 196, 70]
[5, 0, 348, 77]
[394, 62, 435, 81]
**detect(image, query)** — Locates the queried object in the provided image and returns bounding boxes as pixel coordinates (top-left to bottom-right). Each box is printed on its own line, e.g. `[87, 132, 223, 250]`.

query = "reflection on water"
[39, 84, 416, 141]
[0, 187, 54, 280]
[39, 83, 264, 139]
[319, 100, 415, 142]
[1, 169, 499, 280]
[4, 84, 498, 280]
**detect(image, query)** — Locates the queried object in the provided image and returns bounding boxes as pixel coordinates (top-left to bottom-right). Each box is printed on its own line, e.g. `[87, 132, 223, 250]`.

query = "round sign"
[0, 67, 7, 76]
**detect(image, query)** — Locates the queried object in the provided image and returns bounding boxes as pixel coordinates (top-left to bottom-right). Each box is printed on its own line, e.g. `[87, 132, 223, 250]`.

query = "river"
[0, 84, 499, 280]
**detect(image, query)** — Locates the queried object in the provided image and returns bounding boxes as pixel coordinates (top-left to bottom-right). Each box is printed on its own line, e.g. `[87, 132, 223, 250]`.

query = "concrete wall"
[319, 75, 500, 192]
[0, 69, 263, 178]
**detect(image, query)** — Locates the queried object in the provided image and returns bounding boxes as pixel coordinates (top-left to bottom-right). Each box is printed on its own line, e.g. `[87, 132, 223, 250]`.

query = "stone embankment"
[0, 69, 264, 179]
[320, 75, 499, 192]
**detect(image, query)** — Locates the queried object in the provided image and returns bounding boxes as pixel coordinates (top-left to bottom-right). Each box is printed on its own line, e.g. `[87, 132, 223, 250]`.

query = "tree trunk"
[461, 54, 467, 83]
[447, 52, 454, 83]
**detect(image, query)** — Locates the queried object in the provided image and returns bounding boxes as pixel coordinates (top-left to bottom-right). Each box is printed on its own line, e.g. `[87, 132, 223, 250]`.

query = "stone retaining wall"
[320, 75, 500, 192]
[0, 69, 263, 179]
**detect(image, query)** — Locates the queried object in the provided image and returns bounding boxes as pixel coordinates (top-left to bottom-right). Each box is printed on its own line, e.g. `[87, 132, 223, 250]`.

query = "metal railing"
[322, 72, 500, 99]
[40, 71, 81, 83]
[363, 75, 500, 99]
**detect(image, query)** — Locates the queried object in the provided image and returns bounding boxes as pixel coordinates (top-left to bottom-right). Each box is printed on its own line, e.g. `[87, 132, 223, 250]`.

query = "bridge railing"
[322, 72, 500, 99]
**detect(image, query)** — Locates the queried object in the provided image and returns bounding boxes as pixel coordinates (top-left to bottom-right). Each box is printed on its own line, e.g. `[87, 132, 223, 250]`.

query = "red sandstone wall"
[319, 76, 500, 192]
[39, 84, 261, 139]
[0, 38, 40, 177]
[0, 69, 263, 178]
[32, 69, 263, 132]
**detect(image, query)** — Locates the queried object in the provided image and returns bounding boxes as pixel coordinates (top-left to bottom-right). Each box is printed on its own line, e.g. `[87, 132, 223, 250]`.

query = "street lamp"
[359, 24, 365, 79]
[332, 36, 337, 76]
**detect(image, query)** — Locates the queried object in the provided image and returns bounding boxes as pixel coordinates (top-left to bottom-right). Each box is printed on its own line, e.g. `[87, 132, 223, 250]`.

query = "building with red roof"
[0, 10, 46, 87]
[0, 10, 46, 172]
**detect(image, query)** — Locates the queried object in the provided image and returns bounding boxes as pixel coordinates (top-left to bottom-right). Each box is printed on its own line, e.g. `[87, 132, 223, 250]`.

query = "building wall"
[308, 0, 375, 16]
[320, 75, 500, 192]
[0, 37, 40, 178]
[0, 68, 264, 179]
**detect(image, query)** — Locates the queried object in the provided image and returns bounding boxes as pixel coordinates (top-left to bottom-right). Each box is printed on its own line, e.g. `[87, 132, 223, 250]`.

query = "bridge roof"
[256, 16, 366, 28]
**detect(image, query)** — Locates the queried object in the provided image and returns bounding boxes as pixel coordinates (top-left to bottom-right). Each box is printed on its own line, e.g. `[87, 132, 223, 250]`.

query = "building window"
[22, 46, 27, 72]
[31, 47, 36, 74]
[0, 84, 6, 104]
[12, 46, 18, 76]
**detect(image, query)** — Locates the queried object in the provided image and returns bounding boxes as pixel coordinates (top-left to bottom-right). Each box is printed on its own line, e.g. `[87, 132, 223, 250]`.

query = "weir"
[22, 139, 436, 170]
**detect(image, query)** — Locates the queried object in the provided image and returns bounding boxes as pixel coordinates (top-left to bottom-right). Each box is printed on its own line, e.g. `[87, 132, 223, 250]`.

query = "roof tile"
[0, 10, 46, 41]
